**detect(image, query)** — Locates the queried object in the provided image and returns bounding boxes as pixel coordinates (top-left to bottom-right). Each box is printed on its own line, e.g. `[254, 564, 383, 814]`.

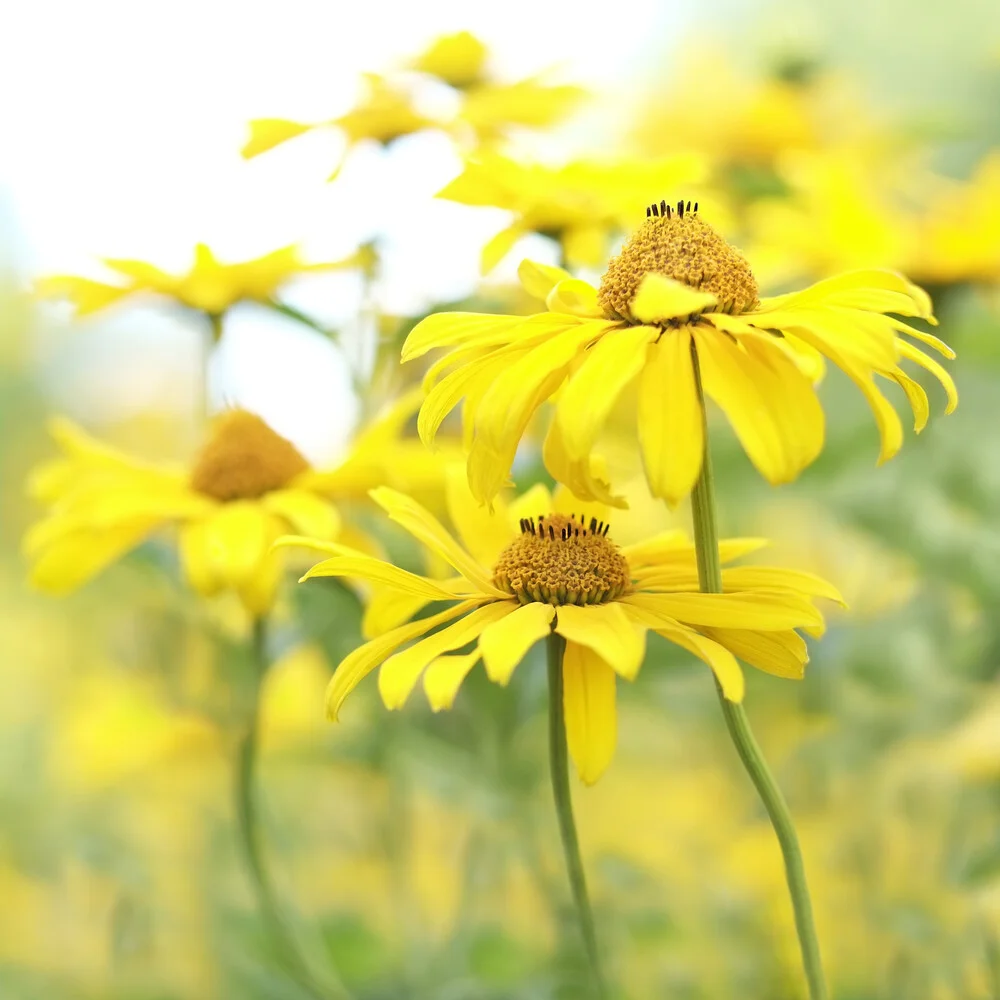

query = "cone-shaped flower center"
[190, 410, 309, 501]
[598, 200, 759, 321]
[493, 513, 631, 606]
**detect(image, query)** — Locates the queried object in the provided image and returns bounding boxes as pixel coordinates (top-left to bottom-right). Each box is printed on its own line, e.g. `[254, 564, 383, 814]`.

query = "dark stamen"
[602, 523, 610, 536]
[677, 199, 685, 218]
[660, 198, 667, 216]
[646, 206, 651, 218]
[686, 200, 692, 212]
[694, 201, 699, 213]
[665, 203, 672, 218]
[548, 525, 554, 540]
[650, 203, 659, 217]
[589, 517, 598, 532]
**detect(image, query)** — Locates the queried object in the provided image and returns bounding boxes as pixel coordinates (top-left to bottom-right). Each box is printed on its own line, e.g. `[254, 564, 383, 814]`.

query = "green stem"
[266, 299, 341, 343]
[546, 633, 608, 1000]
[235, 618, 345, 1000]
[688, 342, 829, 1000]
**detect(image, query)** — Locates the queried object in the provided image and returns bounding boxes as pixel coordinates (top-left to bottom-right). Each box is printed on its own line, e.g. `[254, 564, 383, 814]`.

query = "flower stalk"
[236, 617, 345, 1000]
[546, 632, 608, 1000]
[688, 342, 829, 1000]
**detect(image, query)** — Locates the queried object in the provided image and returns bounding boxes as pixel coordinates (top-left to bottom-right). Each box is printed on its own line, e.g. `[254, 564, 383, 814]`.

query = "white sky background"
[0, 0, 695, 461]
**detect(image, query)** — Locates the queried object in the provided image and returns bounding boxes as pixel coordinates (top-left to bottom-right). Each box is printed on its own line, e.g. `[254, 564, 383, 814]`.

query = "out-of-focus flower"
[405, 202, 956, 508]
[24, 393, 449, 613]
[910, 152, 1000, 286]
[631, 52, 871, 167]
[281, 481, 839, 785]
[745, 147, 922, 286]
[35, 243, 371, 336]
[242, 73, 438, 179]
[410, 30, 489, 88]
[436, 152, 711, 271]
[455, 77, 587, 146]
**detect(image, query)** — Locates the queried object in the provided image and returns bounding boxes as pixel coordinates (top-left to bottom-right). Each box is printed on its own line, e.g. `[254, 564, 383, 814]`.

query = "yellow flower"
[404, 201, 957, 508]
[36, 242, 371, 328]
[282, 480, 840, 785]
[455, 77, 587, 145]
[437, 153, 710, 272]
[24, 394, 447, 614]
[241, 73, 437, 180]
[410, 30, 489, 88]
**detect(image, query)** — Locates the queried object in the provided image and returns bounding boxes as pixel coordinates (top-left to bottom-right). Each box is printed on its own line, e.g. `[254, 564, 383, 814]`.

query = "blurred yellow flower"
[437, 152, 710, 272]
[455, 77, 587, 145]
[242, 73, 437, 179]
[410, 30, 489, 88]
[911, 152, 1000, 285]
[36, 242, 371, 332]
[281, 480, 839, 785]
[24, 394, 447, 614]
[405, 202, 956, 508]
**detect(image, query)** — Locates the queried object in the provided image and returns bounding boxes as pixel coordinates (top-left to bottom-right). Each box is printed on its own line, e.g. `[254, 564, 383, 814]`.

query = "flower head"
[283, 479, 841, 784]
[24, 394, 452, 614]
[437, 153, 709, 272]
[404, 202, 956, 508]
[36, 243, 371, 325]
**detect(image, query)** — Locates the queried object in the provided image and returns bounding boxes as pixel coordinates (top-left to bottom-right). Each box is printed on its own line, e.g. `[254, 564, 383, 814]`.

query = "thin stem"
[266, 298, 341, 343]
[688, 342, 829, 1000]
[235, 618, 345, 1000]
[546, 633, 607, 1000]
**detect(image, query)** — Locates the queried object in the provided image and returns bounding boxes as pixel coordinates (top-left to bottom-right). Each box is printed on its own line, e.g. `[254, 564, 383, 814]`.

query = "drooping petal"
[637, 327, 703, 505]
[562, 641, 618, 785]
[554, 603, 646, 680]
[362, 587, 436, 639]
[885, 369, 929, 432]
[632, 273, 718, 324]
[481, 223, 525, 274]
[542, 419, 623, 508]
[326, 602, 478, 720]
[701, 627, 808, 680]
[423, 651, 482, 711]
[545, 278, 604, 318]
[202, 503, 270, 586]
[479, 602, 555, 684]
[897, 340, 958, 414]
[835, 354, 904, 463]
[622, 591, 824, 631]
[178, 520, 223, 597]
[444, 465, 515, 569]
[379, 602, 515, 709]
[368, 487, 504, 597]
[555, 325, 656, 462]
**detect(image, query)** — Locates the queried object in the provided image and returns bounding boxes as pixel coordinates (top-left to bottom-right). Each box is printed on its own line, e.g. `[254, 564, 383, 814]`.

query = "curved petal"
[241, 118, 314, 158]
[554, 603, 646, 680]
[402, 313, 523, 363]
[542, 418, 624, 508]
[379, 601, 515, 709]
[545, 278, 604, 318]
[368, 487, 504, 597]
[897, 340, 958, 414]
[362, 587, 436, 639]
[325, 601, 477, 720]
[444, 465, 515, 569]
[638, 327, 703, 505]
[885, 369, 929, 433]
[623, 591, 824, 631]
[701, 627, 808, 680]
[202, 503, 270, 586]
[632, 273, 718, 324]
[301, 553, 463, 600]
[721, 567, 845, 606]
[479, 602, 555, 684]
[517, 258, 572, 300]
[555, 325, 656, 462]
[262, 489, 341, 540]
[423, 651, 482, 711]
[562, 641, 618, 785]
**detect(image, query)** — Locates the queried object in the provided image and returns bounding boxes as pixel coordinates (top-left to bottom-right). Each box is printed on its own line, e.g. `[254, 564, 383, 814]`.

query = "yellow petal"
[238, 544, 283, 615]
[517, 258, 573, 300]
[481, 224, 524, 274]
[721, 567, 845, 606]
[326, 602, 477, 720]
[638, 327, 703, 505]
[369, 487, 504, 597]
[301, 553, 461, 601]
[444, 465, 514, 569]
[203, 503, 269, 586]
[241, 118, 314, 158]
[562, 223, 610, 269]
[632, 273, 718, 324]
[542, 418, 624, 508]
[623, 591, 823, 631]
[262, 489, 341, 540]
[401, 312, 523, 363]
[555, 325, 656, 461]
[479, 602, 555, 684]
[178, 520, 223, 597]
[362, 587, 437, 639]
[423, 651, 482, 711]
[622, 533, 769, 569]
[34, 276, 132, 316]
[554, 603, 646, 680]
[885, 369, 929, 433]
[897, 341, 958, 414]
[701, 627, 808, 680]
[379, 601, 514, 709]
[507, 483, 554, 526]
[618, 603, 744, 701]
[562, 641, 618, 786]
[835, 355, 904, 464]
[545, 278, 604, 318]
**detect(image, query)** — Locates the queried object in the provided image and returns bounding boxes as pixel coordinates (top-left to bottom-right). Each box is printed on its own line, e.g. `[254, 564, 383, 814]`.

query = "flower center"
[190, 410, 309, 501]
[597, 200, 759, 321]
[493, 513, 631, 606]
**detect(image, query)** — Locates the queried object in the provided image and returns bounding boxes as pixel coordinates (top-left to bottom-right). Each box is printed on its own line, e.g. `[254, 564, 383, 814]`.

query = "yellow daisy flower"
[241, 73, 438, 179]
[24, 394, 448, 614]
[282, 481, 840, 785]
[404, 200, 957, 508]
[409, 30, 489, 89]
[437, 153, 710, 272]
[36, 242, 370, 335]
